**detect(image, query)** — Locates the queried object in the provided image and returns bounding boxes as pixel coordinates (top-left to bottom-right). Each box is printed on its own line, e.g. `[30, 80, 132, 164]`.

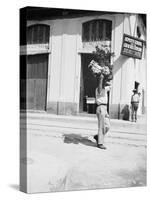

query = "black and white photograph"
[20, 6, 147, 194]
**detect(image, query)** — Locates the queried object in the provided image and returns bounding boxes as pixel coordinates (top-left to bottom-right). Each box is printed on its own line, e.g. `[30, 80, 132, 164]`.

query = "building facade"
[20, 8, 146, 119]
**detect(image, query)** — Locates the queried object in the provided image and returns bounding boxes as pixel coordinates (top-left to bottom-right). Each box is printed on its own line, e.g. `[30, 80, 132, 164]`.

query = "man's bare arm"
[98, 74, 104, 93]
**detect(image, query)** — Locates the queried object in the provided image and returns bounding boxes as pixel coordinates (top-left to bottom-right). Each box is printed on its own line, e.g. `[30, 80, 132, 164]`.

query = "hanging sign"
[121, 34, 144, 59]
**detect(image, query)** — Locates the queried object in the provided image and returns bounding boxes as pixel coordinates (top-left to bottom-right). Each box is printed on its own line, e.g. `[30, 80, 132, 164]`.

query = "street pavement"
[20, 112, 147, 193]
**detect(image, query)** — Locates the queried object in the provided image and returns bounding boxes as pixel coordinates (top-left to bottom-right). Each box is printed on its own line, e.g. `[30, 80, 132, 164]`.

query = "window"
[27, 24, 50, 44]
[82, 19, 112, 42]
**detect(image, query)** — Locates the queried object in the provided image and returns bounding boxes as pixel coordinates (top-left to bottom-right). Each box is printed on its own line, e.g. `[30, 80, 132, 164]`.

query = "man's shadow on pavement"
[63, 134, 97, 148]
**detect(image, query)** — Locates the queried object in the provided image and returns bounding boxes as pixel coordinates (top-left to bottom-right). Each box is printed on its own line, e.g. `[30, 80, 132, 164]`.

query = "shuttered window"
[27, 24, 50, 44]
[82, 19, 112, 42]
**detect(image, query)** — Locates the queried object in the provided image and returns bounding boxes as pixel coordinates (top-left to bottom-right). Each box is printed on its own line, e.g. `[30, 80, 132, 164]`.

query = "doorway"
[79, 54, 97, 114]
[20, 54, 48, 111]
[79, 54, 110, 114]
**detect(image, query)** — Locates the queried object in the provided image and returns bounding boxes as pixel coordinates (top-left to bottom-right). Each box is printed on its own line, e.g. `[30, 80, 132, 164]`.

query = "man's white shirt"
[95, 86, 111, 105]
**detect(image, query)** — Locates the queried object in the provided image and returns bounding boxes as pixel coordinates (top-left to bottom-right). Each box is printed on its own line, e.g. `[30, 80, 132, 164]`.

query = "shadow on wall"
[121, 104, 130, 121]
[110, 104, 132, 120]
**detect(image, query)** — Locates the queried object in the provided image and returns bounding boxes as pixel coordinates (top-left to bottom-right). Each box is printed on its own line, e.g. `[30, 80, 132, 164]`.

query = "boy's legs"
[131, 104, 135, 122]
[134, 104, 138, 122]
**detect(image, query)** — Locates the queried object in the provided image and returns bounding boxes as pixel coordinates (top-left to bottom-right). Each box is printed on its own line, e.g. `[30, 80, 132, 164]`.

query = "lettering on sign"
[121, 34, 144, 59]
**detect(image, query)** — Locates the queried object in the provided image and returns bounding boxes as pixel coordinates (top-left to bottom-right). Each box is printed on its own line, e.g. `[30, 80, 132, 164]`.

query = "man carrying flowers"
[88, 47, 114, 149]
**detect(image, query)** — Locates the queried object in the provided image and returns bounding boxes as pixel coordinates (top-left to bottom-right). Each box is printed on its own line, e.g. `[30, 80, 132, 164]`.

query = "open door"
[79, 54, 97, 114]
[79, 53, 110, 114]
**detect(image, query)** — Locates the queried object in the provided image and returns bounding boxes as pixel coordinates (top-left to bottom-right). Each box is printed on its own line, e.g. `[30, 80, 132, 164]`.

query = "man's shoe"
[94, 135, 98, 143]
[97, 144, 107, 150]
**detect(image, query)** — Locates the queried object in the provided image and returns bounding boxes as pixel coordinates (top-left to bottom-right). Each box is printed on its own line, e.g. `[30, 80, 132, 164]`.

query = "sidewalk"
[21, 111, 147, 127]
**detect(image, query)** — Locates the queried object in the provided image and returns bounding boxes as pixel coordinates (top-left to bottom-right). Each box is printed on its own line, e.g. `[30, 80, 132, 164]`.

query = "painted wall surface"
[27, 13, 146, 117]
[111, 14, 146, 118]
[110, 14, 124, 118]
[45, 19, 80, 114]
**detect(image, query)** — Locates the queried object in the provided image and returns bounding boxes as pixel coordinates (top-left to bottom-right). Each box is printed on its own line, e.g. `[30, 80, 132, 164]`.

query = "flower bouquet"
[88, 60, 103, 76]
[88, 46, 114, 87]
[88, 60, 110, 77]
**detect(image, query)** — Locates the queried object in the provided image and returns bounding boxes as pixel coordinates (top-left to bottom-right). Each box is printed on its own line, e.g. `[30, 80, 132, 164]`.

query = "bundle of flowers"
[88, 60, 110, 77]
[102, 66, 110, 75]
[88, 60, 103, 75]
[88, 46, 114, 87]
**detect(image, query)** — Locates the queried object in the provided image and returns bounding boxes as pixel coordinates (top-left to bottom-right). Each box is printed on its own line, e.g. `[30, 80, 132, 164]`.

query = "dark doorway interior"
[79, 54, 110, 114]
[79, 54, 97, 114]
[107, 91, 110, 114]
